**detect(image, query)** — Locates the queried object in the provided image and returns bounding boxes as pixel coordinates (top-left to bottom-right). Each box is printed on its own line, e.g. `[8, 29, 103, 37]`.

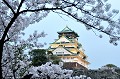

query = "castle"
[48, 26, 89, 69]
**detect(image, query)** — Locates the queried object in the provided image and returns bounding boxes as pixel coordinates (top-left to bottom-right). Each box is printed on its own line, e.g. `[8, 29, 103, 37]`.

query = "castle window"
[61, 41, 65, 44]
[59, 45, 63, 46]
[71, 57, 74, 59]
[83, 56, 86, 59]
[77, 52, 80, 54]
[56, 52, 64, 55]
[67, 57, 69, 59]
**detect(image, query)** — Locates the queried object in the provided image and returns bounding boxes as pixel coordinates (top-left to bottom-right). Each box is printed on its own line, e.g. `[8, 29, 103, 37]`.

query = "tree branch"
[0, 18, 10, 42]
[62, 0, 112, 22]
[61, 9, 120, 38]
[19, 7, 62, 14]
[2, 0, 15, 14]
[17, 0, 25, 13]
[4, 37, 10, 43]
[52, 11, 70, 21]
[1, 14, 19, 43]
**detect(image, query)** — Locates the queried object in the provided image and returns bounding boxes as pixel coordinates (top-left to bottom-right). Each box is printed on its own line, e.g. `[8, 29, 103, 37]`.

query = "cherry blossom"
[0, 0, 120, 78]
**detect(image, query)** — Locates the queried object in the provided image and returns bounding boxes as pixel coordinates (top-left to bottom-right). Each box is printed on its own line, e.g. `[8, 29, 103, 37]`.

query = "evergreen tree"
[29, 49, 48, 66]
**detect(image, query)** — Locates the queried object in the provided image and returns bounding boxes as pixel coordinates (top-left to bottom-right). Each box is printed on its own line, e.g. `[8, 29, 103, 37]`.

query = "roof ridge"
[57, 26, 79, 37]
[61, 26, 73, 32]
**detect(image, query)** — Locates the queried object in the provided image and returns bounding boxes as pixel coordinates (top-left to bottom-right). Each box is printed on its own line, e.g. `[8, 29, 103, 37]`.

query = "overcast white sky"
[23, 0, 120, 69]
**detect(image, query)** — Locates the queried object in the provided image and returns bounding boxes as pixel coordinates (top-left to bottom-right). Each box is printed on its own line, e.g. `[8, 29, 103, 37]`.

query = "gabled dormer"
[52, 46, 76, 56]
[55, 35, 71, 43]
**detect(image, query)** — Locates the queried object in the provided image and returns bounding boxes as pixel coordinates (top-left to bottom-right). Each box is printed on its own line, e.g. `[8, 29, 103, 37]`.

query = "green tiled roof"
[58, 26, 74, 33]
[57, 26, 79, 37]
[61, 26, 73, 32]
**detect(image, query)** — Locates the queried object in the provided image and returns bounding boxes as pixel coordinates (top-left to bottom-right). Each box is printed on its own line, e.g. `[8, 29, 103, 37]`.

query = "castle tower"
[48, 26, 89, 69]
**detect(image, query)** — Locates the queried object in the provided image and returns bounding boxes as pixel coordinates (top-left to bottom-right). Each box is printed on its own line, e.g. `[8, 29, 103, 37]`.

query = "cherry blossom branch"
[0, 18, 10, 42]
[19, 7, 62, 14]
[63, 0, 111, 21]
[2, 0, 15, 14]
[2, 14, 19, 43]
[17, 0, 25, 13]
[61, 9, 120, 38]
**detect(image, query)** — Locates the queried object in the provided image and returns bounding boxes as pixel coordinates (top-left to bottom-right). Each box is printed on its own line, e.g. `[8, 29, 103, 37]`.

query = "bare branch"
[53, 11, 69, 21]
[91, 29, 99, 36]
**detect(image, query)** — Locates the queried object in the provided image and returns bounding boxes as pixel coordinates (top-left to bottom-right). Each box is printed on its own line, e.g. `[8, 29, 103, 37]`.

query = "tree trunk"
[0, 40, 4, 79]
[0, 13, 19, 79]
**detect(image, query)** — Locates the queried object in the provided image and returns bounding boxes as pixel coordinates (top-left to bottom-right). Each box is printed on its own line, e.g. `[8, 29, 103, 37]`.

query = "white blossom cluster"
[1, 0, 120, 78]
[2, 59, 31, 79]
[60, 0, 120, 45]
[0, 0, 120, 43]
[2, 30, 47, 78]
[0, 0, 50, 41]
[24, 62, 91, 79]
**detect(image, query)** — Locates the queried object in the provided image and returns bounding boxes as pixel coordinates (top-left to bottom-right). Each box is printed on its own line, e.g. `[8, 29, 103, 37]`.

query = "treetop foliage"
[29, 49, 48, 66]
[105, 64, 118, 68]
[29, 49, 61, 66]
